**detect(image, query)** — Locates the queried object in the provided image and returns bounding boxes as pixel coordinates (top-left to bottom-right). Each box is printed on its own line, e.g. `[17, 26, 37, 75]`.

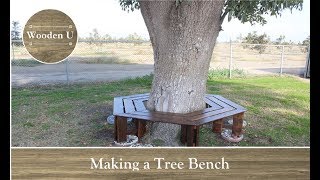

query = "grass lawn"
[11, 75, 309, 147]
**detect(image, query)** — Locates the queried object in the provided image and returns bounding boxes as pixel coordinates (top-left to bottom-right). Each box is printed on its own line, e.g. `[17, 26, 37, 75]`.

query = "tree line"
[10, 21, 148, 46]
[11, 21, 309, 51]
[237, 31, 309, 53]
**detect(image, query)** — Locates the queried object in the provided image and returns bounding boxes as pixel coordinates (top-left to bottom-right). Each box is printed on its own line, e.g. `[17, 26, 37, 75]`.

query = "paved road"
[12, 63, 154, 86]
[11, 60, 307, 87]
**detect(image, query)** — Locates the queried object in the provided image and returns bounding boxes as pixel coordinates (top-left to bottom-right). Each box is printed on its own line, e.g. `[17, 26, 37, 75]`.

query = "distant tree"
[302, 36, 310, 47]
[242, 31, 270, 53]
[91, 28, 101, 40]
[273, 35, 294, 50]
[11, 21, 23, 46]
[274, 35, 286, 45]
[125, 32, 145, 45]
[103, 34, 113, 41]
[84, 28, 103, 45]
[300, 36, 310, 53]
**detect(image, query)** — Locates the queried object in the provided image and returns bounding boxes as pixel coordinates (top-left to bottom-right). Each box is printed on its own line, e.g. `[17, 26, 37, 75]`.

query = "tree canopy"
[119, 0, 303, 25]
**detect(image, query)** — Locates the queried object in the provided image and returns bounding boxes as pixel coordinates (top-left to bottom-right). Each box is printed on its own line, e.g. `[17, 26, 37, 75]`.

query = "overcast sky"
[10, 0, 310, 43]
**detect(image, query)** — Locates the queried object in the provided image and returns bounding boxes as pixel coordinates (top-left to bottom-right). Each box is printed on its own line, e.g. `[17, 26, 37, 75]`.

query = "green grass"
[11, 74, 309, 147]
[152, 139, 165, 146]
[11, 59, 42, 67]
[204, 75, 309, 146]
[208, 68, 246, 79]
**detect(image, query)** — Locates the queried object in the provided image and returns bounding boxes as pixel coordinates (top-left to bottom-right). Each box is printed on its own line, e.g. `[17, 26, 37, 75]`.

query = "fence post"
[229, 39, 233, 79]
[304, 45, 310, 78]
[65, 59, 70, 85]
[11, 42, 15, 61]
[280, 45, 284, 75]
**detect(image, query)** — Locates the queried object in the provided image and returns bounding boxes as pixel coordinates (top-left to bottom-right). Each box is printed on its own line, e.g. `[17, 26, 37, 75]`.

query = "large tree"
[119, 0, 303, 146]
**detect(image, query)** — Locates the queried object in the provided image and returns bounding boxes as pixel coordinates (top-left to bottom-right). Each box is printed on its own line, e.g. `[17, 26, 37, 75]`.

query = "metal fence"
[11, 40, 308, 87]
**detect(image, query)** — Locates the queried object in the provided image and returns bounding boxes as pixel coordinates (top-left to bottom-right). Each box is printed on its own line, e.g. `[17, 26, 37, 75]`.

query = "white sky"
[10, 0, 310, 43]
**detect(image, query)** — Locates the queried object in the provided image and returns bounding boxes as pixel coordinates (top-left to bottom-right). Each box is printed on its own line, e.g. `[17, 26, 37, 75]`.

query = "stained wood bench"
[113, 93, 246, 146]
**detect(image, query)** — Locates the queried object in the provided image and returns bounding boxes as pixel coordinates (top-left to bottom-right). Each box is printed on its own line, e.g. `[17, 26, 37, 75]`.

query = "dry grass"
[12, 42, 307, 67]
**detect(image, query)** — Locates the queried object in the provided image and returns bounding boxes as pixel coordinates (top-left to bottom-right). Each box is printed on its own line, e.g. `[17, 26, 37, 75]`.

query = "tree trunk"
[139, 0, 225, 146]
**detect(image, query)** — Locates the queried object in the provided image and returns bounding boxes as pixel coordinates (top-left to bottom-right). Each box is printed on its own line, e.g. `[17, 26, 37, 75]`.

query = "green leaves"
[222, 0, 303, 25]
[119, 0, 140, 12]
[119, 0, 303, 26]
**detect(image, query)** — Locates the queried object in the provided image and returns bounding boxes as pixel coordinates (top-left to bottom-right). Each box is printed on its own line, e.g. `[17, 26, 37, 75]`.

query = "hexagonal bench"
[113, 93, 246, 146]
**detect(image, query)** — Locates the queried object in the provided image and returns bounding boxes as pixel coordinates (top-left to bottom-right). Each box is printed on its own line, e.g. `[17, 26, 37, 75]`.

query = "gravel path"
[12, 63, 154, 86]
[11, 60, 307, 87]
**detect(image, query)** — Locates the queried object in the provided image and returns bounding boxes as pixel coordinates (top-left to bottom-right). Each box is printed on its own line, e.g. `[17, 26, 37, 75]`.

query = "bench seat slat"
[123, 98, 136, 113]
[212, 95, 246, 111]
[133, 99, 147, 112]
[204, 97, 223, 110]
[113, 93, 246, 125]
[113, 97, 124, 115]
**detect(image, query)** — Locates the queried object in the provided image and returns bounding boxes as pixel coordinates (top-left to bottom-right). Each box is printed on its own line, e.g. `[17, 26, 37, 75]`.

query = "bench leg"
[186, 125, 199, 147]
[114, 116, 127, 142]
[180, 125, 187, 144]
[232, 113, 244, 138]
[135, 119, 146, 142]
[212, 118, 223, 133]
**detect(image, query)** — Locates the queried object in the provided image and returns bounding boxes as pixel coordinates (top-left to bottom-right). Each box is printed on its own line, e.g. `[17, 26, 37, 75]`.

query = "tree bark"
[139, 0, 225, 146]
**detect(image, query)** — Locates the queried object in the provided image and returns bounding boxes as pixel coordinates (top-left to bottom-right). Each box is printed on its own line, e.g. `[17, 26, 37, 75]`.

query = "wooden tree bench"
[113, 93, 246, 146]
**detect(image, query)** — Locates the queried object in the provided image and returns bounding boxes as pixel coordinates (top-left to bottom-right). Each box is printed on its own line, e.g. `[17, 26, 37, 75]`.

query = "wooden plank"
[124, 112, 195, 125]
[180, 125, 187, 144]
[126, 111, 187, 120]
[206, 96, 233, 109]
[126, 106, 232, 122]
[115, 93, 149, 99]
[232, 112, 244, 137]
[12, 148, 310, 179]
[186, 126, 199, 147]
[212, 118, 223, 133]
[186, 125, 195, 147]
[114, 115, 118, 141]
[113, 97, 124, 115]
[188, 107, 234, 121]
[123, 98, 136, 113]
[117, 107, 244, 126]
[212, 95, 246, 111]
[135, 119, 146, 141]
[130, 96, 226, 117]
[194, 109, 245, 126]
[125, 96, 149, 102]
[114, 94, 246, 126]
[183, 105, 223, 117]
[133, 99, 147, 112]
[194, 126, 200, 146]
[115, 116, 127, 142]
[204, 97, 223, 110]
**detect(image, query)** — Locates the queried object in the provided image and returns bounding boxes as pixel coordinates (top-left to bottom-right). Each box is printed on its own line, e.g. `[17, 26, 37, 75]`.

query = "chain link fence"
[210, 41, 309, 78]
[11, 40, 308, 87]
